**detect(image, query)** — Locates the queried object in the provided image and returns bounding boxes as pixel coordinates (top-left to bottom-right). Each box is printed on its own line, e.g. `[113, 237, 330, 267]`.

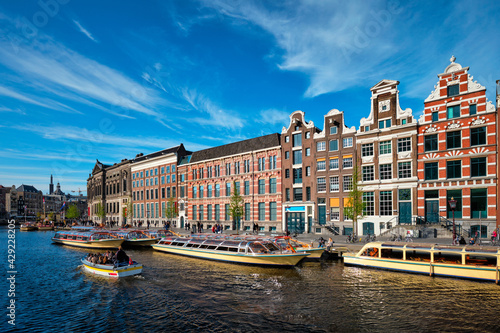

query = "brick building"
[131, 145, 190, 227]
[356, 80, 418, 236]
[417, 57, 498, 237]
[178, 134, 281, 232]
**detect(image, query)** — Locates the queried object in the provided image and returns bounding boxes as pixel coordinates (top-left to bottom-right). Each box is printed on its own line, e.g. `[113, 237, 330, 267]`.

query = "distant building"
[0, 185, 9, 219]
[16, 184, 43, 219]
[417, 56, 498, 236]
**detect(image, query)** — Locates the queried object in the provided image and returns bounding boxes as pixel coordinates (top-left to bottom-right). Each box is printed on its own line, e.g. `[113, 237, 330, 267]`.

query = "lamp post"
[448, 197, 457, 244]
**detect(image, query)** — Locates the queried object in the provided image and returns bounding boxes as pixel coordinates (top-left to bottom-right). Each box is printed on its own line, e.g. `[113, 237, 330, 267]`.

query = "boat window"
[249, 242, 269, 254]
[217, 246, 229, 251]
[207, 245, 217, 250]
[434, 245, 462, 252]
[199, 245, 209, 249]
[465, 254, 496, 266]
[222, 241, 241, 247]
[406, 250, 431, 262]
[262, 242, 279, 252]
[434, 252, 462, 264]
[380, 248, 404, 259]
[227, 247, 238, 252]
[362, 247, 379, 257]
[239, 248, 246, 253]
[83, 237, 88, 241]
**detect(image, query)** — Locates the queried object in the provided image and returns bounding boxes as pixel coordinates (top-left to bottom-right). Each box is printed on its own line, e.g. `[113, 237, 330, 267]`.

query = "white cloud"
[257, 108, 290, 125]
[73, 20, 98, 42]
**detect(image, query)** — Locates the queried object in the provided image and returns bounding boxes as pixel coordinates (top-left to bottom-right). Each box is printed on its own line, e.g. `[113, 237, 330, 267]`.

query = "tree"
[48, 212, 55, 222]
[343, 162, 365, 236]
[95, 202, 106, 223]
[229, 181, 244, 232]
[66, 204, 80, 220]
[166, 197, 178, 223]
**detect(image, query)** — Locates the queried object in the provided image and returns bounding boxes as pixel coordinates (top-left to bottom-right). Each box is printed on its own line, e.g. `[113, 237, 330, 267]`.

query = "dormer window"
[447, 84, 459, 97]
[379, 119, 391, 129]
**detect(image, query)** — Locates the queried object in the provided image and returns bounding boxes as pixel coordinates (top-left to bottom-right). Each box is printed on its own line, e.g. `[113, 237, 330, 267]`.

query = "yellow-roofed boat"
[343, 242, 500, 283]
[152, 234, 309, 267]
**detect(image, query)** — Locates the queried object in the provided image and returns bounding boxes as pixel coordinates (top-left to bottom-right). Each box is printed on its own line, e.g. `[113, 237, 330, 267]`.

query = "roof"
[17, 184, 40, 193]
[132, 144, 191, 163]
[190, 133, 280, 163]
[179, 155, 192, 165]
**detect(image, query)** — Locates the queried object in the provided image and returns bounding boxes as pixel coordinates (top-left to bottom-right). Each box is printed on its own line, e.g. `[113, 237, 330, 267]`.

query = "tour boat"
[37, 224, 54, 231]
[152, 235, 310, 267]
[52, 230, 124, 249]
[273, 236, 326, 259]
[113, 230, 160, 247]
[144, 229, 181, 239]
[81, 258, 142, 278]
[20, 223, 38, 231]
[343, 242, 500, 283]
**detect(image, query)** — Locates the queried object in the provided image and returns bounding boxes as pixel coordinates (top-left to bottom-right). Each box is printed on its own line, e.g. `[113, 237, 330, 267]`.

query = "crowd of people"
[85, 246, 131, 266]
[211, 224, 224, 234]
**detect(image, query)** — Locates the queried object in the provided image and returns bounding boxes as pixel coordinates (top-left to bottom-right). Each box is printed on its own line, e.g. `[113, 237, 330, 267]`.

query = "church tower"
[49, 174, 54, 194]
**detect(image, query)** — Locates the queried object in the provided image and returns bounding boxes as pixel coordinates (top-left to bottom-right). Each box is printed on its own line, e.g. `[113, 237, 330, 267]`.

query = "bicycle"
[346, 234, 359, 243]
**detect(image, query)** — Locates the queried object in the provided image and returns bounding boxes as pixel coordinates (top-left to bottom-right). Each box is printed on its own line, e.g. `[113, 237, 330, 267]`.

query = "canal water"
[2, 227, 500, 332]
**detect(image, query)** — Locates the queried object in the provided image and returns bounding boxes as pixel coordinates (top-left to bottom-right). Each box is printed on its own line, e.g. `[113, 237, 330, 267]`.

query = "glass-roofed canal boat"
[152, 234, 309, 267]
[52, 230, 124, 249]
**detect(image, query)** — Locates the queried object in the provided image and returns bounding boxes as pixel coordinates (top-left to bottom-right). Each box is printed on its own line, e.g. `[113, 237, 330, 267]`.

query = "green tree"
[343, 162, 365, 236]
[229, 181, 244, 232]
[48, 212, 55, 221]
[95, 202, 106, 223]
[66, 204, 80, 220]
[166, 197, 178, 222]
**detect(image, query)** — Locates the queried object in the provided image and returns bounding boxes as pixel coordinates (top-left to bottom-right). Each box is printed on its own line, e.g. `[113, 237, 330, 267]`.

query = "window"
[317, 160, 326, 171]
[362, 165, 374, 181]
[305, 166, 311, 176]
[432, 112, 439, 122]
[207, 185, 212, 198]
[447, 160, 461, 179]
[471, 189, 487, 218]
[317, 141, 326, 151]
[471, 157, 487, 177]
[329, 176, 339, 192]
[293, 188, 302, 201]
[424, 162, 438, 180]
[471, 127, 486, 146]
[379, 119, 391, 129]
[343, 176, 352, 191]
[270, 178, 277, 193]
[306, 187, 311, 201]
[285, 136, 289, 143]
[258, 179, 265, 194]
[166, 166, 171, 173]
[293, 133, 302, 147]
[380, 191, 392, 215]
[302, 147, 309, 157]
[397, 137, 411, 152]
[293, 168, 302, 184]
[215, 184, 220, 197]
[447, 105, 460, 119]
[361, 143, 374, 157]
[269, 155, 277, 170]
[234, 181, 240, 195]
[330, 126, 337, 135]
[364, 126, 369, 132]
[447, 84, 459, 97]
[363, 192, 374, 216]
[225, 204, 230, 221]
[329, 158, 339, 170]
[258, 203, 265, 221]
[215, 204, 220, 221]
[317, 177, 326, 192]
[293, 150, 302, 164]
[226, 183, 231, 196]
[398, 162, 411, 178]
[244, 181, 250, 195]
[285, 151, 290, 159]
[329, 140, 338, 151]
[192, 186, 197, 199]
[258, 158, 265, 171]
[446, 131, 461, 149]
[286, 188, 290, 201]
[285, 169, 291, 179]
[343, 157, 353, 169]
[343, 137, 353, 148]
[470, 104, 477, 115]
[305, 132, 311, 139]
[192, 205, 197, 220]
[270, 202, 277, 221]
[424, 134, 438, 152]
[199, 186, 204, 199]
[379, 141, 391, 155]
[245, 203, 250, 221]
[402, 119, 407, 125]
[146, 170, 149, 177]
[380, 164, 392, 180]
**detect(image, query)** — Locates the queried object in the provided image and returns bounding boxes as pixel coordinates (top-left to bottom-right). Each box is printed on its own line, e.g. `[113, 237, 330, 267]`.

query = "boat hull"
[38, 226, 54, 231]
[123, 238, 159, 247]
[52, 238, 125, 249]
[81, 259, 142, 277]
[296, 247, 325, 259]
[20, 226, 38, 231]
[152, 244, 308, 267]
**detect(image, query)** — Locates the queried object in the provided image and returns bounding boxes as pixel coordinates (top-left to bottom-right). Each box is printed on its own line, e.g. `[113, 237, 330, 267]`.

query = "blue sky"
[1, 0, 499, 195]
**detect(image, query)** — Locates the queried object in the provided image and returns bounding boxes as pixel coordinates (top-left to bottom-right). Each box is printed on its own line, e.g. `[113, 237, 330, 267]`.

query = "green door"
[399, 202, 412, 224]
[287, 212, 305, 233]
[318, 206, 326, 225]
[425, 200, 439, 223]
[362, 222, 374, 235]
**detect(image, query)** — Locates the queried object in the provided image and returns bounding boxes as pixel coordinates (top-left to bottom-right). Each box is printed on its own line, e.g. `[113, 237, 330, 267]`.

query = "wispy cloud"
[73, 20, 98, 42]
[0, 106, 26, 115]
[257, 108, 290, 125]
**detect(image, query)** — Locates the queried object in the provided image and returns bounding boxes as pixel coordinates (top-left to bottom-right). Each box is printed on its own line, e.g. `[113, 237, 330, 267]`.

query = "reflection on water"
[2, 228, 500, 332]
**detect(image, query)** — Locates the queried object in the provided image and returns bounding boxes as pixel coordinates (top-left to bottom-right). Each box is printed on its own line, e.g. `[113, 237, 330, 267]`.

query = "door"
[399, 202, 412, 224]
[425, 200, 439, 223]
[318, 206, 326, 225]
[362, 222, 374, 235]
[180, 216, 184, 229]
[287, 212, 305, 234]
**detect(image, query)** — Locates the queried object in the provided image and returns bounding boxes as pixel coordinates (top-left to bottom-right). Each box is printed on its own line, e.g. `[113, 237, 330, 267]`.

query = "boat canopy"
[158, 236, 281, 253]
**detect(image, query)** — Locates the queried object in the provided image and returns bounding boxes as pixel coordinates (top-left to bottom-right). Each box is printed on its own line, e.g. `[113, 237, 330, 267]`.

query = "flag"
[43, 197, 45, 204]
[60, 202, 66, 210]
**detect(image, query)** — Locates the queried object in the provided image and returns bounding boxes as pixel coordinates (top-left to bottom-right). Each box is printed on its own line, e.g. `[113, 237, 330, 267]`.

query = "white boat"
[343, 241, 500, 283]
[52, 230, 124, 249]
[81, 258, 143, 278]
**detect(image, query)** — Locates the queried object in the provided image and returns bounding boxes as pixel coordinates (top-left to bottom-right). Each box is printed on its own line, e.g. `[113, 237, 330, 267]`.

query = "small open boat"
[52, 230, 124, 249]
[37, 224, 54, 231]
[20, 223, 38, 231]
[153, 234, 309, 267]
[113, 230, 160, 247]
[343, 241, 500, 283]
[81, 258, 142, 278]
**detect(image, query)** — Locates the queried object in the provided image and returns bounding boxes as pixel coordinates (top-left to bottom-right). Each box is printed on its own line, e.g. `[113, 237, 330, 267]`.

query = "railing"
[325, 223, 340, 235]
